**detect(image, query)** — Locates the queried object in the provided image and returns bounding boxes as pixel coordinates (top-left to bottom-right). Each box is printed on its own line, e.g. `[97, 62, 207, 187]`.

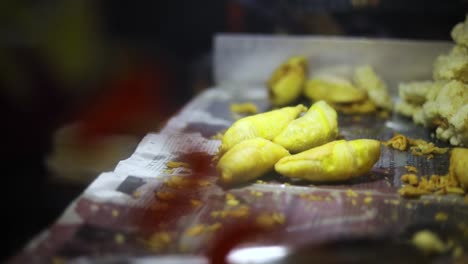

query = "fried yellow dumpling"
[217, 138, 289, 185]
[219, 104, 307, 154]
[273, 100, 338, 153]
[304, 75, 367, 104]
[275, 139, 381, 182]
[354, 65, 393, 110]
[267, 56, 307, 106]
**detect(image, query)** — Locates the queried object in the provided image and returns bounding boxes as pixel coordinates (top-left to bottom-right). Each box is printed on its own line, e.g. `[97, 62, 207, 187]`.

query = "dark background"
[0, 0, 466, 261]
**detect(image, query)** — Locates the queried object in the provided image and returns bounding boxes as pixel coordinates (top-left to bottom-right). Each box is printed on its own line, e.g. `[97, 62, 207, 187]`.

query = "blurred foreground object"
[46, 124, 139, 184]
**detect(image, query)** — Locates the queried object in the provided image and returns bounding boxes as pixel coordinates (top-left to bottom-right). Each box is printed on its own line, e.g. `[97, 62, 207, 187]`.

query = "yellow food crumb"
[399, 185, 431, 198]
[256, 212, 286, 229]
[401, 174, 419, 185]
[383, 134, 449, 157]
[399, 173, 462, 198]
[351, 199, 357, 206]
[408, 138, 449, 156]
[230, 103, 258, 115]
[156, 191, 176, 201]
[384, 199, 401, 205]
[190, 199, 203, 208]
[51, 257, 66, 264]
[146, 232, 172, 252]
[364, 196, 373, 204]
[406, 203, 413, 209]
[411, 230, 446, 254]
[250, 190, 264, 197]
[164, 176, 209, 189]
[132, 190, 142, 198]
[111, 209, 120, 217]
[256, 180, 266, 184]
[226, 193, 240, 206]
[197, 180, 212, 187]
[150, 202, 169, 211]
[435, 212, 449, 222]
[162, 169, 174, 174]
[346, 189, 358, 198]
[211, 205, 250, 219]
[207, 222, 222, 232]
[405, 165, 419, 173]
[226, 199, 239, 206]
[166, 161, 191, 169]
[184, 225, 206, 237]
[383, 133, 408, 151]
[300, 193, 323, 201]
[114, 233, 125, 244]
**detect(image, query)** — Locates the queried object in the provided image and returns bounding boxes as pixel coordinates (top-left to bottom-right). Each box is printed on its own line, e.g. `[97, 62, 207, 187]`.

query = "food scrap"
[145, 232, 172, 252]
[404, 165, 418, 173]
[399, 173, 464, 198]
[230, 102, 258, 115]
[363, 196, 373, 204]
[411, 230, 446, 254]
[249, 190, 264, 197]
[184, 223, 221, 237]
[383, 133, 409, 151]
[256, 212, 286, 229]
[435, 212, 448, 222]
[401, 174, 419, 186]
[190, 199, 203, 208]
[211, 205, 250, 219]
[166, 161, 191, 169]
[346, 189, 358, 198]
[164, 176, 211, 189]
[299, 193, 330, 202]
[225, 193, 240, 206]
[383, 133, 449, 157]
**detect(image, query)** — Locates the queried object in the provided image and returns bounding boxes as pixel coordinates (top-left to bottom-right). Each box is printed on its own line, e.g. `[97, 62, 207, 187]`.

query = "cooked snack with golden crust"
[273, 101, 338, 153]
[354, 65, 393, 111]
[267, 56, 307, 106]
[217, 138, 289, 185]
[305, 76, 367, 103]
[219, 104, 306, 154]
[275, 139, 381, 182]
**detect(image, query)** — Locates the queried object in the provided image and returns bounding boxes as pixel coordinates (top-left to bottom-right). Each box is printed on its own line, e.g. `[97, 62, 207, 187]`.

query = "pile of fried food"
[396, 16, 468, 147]
[216, 101, 381, 185]
[216, 17, 468, 197]
[266, 56, 393, 114]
